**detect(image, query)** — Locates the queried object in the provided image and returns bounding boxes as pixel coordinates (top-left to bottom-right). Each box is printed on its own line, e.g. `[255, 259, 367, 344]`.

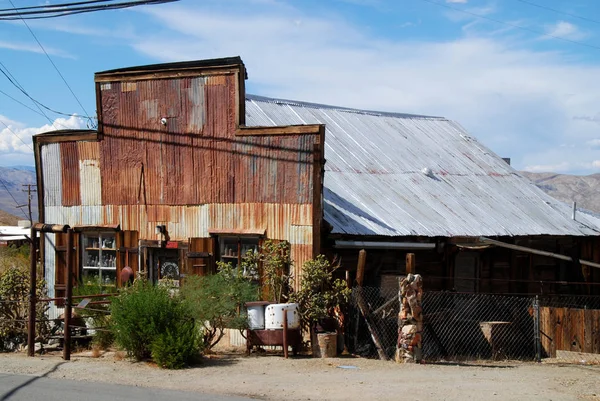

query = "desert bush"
[0, 263, 49, 352]
[181, 263, 258, 350]
[151, 318, 201, 369]
[110, 280, 199, 363]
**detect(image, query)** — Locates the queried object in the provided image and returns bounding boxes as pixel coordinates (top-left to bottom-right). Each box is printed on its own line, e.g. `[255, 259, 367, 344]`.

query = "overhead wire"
[0, 0, 179, 20]
[414, 0, 600, 52]
[514, 0, 600, 26]
[9, 0, 91, 121]
[0, 63, 59, 130]
[0, 175, 29, 220]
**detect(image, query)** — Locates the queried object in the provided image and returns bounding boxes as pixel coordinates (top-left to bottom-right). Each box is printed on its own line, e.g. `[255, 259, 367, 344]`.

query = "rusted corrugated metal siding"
[46, 203, 312, 243]
[60, 142, 80, 206]
[98, 72, 316, 207]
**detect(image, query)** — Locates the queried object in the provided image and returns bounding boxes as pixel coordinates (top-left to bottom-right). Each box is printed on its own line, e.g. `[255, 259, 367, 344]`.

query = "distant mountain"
[520, 171, 600, 214]
[0, 166, 37, 222]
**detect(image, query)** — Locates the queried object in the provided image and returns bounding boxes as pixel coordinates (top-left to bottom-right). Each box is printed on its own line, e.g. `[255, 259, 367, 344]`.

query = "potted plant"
[290, 255, 350, 357]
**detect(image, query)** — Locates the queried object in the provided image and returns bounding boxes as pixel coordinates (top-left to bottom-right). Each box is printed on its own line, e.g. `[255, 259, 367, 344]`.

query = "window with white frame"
[81, 232, 117, 286]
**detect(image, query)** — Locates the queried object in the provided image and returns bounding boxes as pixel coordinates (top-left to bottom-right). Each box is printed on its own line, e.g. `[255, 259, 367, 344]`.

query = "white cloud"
[525, 162, 572, 173]
[118, 3, 600, 175]
[593, 161, 600, 169]
[545, 21, 587, 41]
[0, 115, 85, 162]
[0, 40, 74, 58]
[587, 139, 600, 149]
[447, 0, 468, 3]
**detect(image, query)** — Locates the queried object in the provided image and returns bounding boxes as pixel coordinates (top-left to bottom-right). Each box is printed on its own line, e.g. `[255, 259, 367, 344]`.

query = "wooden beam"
[406, 253, 415, 274]
[236, 124, 323, 136]
[356, 249, 367, 286]
[94, 67, 241, 83]
[35, 131, 98, 144]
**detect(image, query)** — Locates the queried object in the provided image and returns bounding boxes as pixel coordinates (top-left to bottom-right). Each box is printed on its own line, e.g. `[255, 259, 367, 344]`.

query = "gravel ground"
[0, 351, 599, 401]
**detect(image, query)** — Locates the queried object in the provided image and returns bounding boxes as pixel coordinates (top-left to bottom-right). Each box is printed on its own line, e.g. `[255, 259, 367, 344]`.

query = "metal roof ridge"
[246, 94, 445, 120]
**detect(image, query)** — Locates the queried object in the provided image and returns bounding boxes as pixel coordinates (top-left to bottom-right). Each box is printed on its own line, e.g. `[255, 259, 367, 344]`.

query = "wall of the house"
[38, 67, 320, 306]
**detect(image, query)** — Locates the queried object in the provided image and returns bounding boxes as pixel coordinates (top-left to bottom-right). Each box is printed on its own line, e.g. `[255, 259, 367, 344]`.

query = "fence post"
[63, 228, 73, 361]
[533, 295, 541, 362]
[27, 225, 37, 357]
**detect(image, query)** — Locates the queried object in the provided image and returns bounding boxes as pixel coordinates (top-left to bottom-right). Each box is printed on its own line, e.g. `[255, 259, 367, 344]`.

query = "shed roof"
[245, 95, 600, 237]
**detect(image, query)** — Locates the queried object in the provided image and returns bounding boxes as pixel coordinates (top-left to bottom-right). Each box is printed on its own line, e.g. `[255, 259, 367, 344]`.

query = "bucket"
[315, 332, 337, 358]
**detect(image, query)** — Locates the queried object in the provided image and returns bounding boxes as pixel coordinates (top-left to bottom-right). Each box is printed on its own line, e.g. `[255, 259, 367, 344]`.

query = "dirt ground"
[0, 350, 599, 401]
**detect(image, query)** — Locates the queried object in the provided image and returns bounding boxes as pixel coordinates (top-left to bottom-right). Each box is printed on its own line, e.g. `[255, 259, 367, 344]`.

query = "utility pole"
[21, 184, 36, 225]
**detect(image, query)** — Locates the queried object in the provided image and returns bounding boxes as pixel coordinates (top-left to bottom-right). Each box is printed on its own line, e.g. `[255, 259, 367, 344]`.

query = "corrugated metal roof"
[245, 94, 600, 237]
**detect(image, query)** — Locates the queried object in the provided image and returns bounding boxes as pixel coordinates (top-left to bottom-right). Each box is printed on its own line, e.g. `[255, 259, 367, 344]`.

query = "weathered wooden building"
[35, 57, 600, 318]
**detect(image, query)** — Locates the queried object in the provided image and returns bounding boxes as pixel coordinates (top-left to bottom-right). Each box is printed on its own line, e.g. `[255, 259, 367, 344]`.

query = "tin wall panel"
[79, 159, 102, 206]
[97, 72, 317, 207]
[42, 143, 62, 207]
[60, 142, 81, 207]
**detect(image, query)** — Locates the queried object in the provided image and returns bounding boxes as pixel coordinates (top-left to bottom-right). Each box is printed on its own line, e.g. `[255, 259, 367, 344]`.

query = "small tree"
[180, 263, 258, 350]
[290, 255, 350, 331]
[241, 240, 292, 303]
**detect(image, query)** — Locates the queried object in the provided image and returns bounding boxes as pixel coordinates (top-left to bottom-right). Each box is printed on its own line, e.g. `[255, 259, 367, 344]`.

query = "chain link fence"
[348, 287, 600, 363]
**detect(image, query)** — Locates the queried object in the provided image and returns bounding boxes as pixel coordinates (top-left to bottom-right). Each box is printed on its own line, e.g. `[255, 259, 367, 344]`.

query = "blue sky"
[1, 0, 600, 174]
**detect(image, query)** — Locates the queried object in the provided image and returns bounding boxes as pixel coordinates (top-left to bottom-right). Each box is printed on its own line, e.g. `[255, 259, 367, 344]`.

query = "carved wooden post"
[396, 253, 423, 363]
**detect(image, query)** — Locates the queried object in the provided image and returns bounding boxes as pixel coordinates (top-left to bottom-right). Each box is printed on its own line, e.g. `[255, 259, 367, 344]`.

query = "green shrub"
[110, 280, 196, 362]
[151, 318, 201, 369]
[73, 280, 114, 349]
[181, 265, 258, 350]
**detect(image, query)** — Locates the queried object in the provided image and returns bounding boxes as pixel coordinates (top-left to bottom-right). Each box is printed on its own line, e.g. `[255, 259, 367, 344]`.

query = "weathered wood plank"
[584, 309, 594, 353]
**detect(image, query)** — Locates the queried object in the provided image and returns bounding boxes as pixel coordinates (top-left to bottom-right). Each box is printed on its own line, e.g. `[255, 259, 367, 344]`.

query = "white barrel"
[247, 305, 265, 329]
[264, 303, 300, 329]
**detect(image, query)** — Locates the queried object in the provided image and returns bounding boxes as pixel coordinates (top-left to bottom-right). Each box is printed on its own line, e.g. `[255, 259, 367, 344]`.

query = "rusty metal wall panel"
[42, 143, 62, 207]
[60, 141, 81, 207]
[98, 72, 317, 207]
[77, 141, 99, 160]
[290, 244, 312, 291]
[45, 203, 311, 244]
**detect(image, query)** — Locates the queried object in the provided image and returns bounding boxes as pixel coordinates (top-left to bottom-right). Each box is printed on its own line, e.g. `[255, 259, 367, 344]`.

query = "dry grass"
[114, 351, 126, 361]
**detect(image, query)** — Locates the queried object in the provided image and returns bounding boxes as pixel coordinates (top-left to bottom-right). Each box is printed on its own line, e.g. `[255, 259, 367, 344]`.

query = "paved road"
[0, 373, 255, 401]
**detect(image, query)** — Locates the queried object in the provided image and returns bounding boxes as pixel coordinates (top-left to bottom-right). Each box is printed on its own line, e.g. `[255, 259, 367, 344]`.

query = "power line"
[0, 0, 179, 20]
[515, 0, 600, 26]
[0, 63, 59, 130]
[0, 177, 30, 220]
[0, 119, 34, 151]
[2, 0, 116, 12]
[9, 0, 91, 120]
[414, 0, 600, 52]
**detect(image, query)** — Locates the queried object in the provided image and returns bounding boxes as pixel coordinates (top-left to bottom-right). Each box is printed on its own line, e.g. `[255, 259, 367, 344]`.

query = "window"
[218, 236, 259, 272]
[82, 232, 117, 286]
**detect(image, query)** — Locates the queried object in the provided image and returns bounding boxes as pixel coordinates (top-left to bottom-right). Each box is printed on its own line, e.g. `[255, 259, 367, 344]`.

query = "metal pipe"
[572, 201, 577, 221]
[33, 223, 70, 233]
[27, 225, 36, 357]
[479, 237, 600, 269]
[334, 241, 436, 250]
